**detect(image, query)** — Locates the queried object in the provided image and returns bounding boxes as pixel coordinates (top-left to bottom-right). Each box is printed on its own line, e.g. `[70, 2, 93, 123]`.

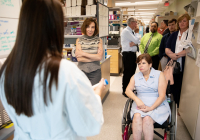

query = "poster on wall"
[0, 0, 21, 19]
[0, 18, 19, 59]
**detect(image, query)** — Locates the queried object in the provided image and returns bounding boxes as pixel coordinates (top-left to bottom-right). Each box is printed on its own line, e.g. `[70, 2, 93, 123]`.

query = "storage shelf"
[109, 34, 120, 36]
[63, 47, 74, 49]
[64, 35, 82, 38]
[64, 15, 96, 18]
[109, 8, 121, 11]
[67, 21, 84, 23]
[109, 20, 120, 22]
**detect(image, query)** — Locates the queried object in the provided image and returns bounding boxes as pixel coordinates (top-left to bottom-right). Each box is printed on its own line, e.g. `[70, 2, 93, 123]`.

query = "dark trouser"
[122, 52, 137, 93]
[83, 69, 101, 86]
[170, 72, 183, 108]
[151, 55, 159, 70]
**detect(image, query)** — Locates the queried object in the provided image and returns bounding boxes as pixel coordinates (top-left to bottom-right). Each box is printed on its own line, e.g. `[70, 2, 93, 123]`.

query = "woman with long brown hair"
[0, 0, 104, 139]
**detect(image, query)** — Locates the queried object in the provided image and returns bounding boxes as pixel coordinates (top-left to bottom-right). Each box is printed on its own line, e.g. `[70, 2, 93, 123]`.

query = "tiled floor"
[87, 75, 193, 140]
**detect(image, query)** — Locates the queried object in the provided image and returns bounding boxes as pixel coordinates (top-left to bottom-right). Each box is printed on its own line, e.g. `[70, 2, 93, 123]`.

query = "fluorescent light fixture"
[116, 1, 160, 6]
[127, 9, 135, 11]
[128, 13, 155, 15]
[135, 12, 155, 14]
[135, 1, 160, 4]
[138, 8, 157, 10]
[115, 2, 131, 6]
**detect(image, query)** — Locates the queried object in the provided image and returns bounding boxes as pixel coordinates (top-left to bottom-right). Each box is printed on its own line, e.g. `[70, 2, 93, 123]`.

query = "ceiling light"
[127, 9, 135, 11]
[135, 1, 160, 4]
[138, 8, 157, 10]
[115, 2, 131, 6]
[164, 1, 169, 6]
[116, 1, 160, 6]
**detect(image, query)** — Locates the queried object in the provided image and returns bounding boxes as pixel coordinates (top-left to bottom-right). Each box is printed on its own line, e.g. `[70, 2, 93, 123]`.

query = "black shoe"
[122, 92, 128, 98]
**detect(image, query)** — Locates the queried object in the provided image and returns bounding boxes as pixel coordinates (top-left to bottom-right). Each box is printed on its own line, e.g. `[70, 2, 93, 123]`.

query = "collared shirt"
[162, 28, 170, 36]
[157, 27, 168, 35]
[121, 26, 140, 52]
[0, 59, 103, 140]
[140, 32, 163, 56]
[159, 33, 171, 60]
[175, 29, 188, 71]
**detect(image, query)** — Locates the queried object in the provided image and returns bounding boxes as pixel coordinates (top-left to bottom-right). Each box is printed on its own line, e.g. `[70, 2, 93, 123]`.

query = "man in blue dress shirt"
[121, 17, 140, 97]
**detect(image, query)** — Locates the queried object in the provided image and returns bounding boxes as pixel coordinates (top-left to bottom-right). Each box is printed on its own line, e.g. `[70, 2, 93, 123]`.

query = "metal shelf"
[109, 8, 121, 11]
[64, 35, 82, 38]
[109, 34, 120, 36]
[67, 21, 84, 23]
[63, 47, 74, 49]
[109, 20, 120, 22]
[64, 15, 96, 18]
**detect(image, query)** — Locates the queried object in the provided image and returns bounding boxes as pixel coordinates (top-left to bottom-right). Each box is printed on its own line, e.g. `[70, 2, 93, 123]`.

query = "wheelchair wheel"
[122, 98, 132, 134]
[122, 123, 132, 140]
[170, 101, 177, 140]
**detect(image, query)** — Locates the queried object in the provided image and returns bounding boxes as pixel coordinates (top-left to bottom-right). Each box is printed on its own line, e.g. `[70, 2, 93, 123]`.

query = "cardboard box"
[72, 7, 76, 16]
[76, 6, 86, 16]
[123, 11, 128, 14]
[66, 7, 72, 16]
[62, 7, 66, 17]
[66, 0, 71, 7]
[91, 5, 96, 16]
[77, 0, 87, 6]
[72, 0, 76, 6]
[107, 0, 115, 7]
[170, 11, 174, 15]
[87, 0, 96, 5]
[104, 0, 108, 5]
[86, 5, 91, 15]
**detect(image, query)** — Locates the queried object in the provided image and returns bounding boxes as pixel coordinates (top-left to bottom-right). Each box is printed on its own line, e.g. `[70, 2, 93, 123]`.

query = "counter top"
[107, 47, 120, 50]
[107, 46, 121, 50]
[101, 55, 111, 64]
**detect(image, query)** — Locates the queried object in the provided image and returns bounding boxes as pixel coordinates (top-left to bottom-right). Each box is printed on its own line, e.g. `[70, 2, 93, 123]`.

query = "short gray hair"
[127, 17, 137, 25]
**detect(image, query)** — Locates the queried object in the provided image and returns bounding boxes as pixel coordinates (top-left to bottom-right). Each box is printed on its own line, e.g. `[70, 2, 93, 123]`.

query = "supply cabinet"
[107, 48, 120, 74]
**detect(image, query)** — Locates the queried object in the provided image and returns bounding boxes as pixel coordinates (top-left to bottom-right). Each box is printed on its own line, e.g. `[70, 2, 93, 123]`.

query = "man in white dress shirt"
[121, 17, 140, 97]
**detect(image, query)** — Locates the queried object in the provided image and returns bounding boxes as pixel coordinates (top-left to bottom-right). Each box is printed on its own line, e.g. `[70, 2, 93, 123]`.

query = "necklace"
[143, 73, 150, 79]
[144, 76, 149, 79]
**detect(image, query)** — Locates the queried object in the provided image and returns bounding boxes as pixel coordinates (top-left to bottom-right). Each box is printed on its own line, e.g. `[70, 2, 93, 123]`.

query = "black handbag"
[173, 60, 181, 74]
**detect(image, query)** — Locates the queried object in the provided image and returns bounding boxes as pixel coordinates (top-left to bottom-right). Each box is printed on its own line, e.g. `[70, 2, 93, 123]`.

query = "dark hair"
[136, 54, 152, 64]
[151, 22, 158, 27]
[81, 18, 99, 36]
[163, 20, 168, 26]
[168, 18, 177, 24]
[0, 0, 64, 117]
[177, 13, 190, 30]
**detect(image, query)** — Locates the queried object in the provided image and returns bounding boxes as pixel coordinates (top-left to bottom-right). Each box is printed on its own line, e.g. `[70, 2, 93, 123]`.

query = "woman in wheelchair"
[125, 53, 171, 140]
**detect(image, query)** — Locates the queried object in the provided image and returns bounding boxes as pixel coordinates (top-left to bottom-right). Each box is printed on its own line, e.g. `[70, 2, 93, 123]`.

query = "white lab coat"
[0, 59, 103, 140]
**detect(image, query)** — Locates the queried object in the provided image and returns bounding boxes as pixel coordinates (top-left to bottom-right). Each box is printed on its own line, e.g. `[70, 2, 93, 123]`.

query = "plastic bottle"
[105, 49, 107, 59]
[67, 54, 72, 61]
[92, 79, 109, 89]
[167, 94, 171, 103]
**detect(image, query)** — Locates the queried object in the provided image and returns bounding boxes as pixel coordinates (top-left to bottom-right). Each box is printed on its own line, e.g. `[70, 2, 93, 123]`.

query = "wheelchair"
[121, 81, 177, 140]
